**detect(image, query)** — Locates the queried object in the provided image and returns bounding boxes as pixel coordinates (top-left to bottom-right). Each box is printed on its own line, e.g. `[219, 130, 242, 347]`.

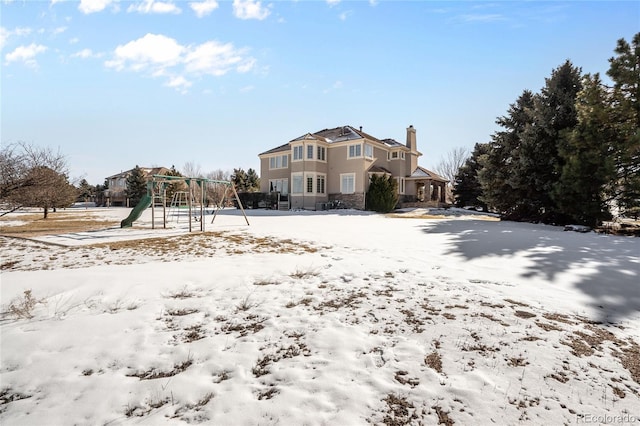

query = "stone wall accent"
[329, 192, 365, 210]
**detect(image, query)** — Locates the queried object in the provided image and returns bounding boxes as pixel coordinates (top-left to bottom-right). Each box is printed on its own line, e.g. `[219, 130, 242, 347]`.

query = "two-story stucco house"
[258, 125, 447, 210]
[104, 166, 169, 207]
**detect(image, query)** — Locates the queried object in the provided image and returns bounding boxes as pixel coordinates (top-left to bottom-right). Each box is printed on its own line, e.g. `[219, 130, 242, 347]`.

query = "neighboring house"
[258, 125, 447, 210]
[104, 166, 169, 207]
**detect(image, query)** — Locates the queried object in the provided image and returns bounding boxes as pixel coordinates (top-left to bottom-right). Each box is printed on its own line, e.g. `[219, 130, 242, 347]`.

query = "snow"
[1, 207, 639, 425]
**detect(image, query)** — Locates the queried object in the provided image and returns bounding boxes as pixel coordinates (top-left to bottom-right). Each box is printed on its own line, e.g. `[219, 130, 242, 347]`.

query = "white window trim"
[292, 144, 304, 162]
[269, 178, 289, 194]
[269, 154, 289, 170]
[348, 144, 362, 159]
[291, 172, 304, 194]
[306, 144, 314, 160]
[340, 173, 356, 194]
[396, 177, 405, 194]
[364, 143, 374, 159]
[305, 174, 314, 193]
[317, 145, 327, 162]
[316, 173, 326, 194]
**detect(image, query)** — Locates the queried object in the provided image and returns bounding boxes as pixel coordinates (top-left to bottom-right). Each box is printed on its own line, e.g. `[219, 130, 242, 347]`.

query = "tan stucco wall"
[259, 155, 291, 193]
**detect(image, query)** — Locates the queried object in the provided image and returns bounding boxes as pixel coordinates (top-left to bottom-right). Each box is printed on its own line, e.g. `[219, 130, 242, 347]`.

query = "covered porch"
[400, 167, 449, 208]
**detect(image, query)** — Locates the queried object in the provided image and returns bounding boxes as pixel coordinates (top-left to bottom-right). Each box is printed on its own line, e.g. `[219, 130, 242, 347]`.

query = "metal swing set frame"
[148, 174, 249, 232]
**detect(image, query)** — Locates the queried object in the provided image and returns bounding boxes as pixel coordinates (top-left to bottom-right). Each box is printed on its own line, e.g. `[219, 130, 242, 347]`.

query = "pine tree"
[454, 143, 489, 210]
[607, 33, 640, 217]
[516, 60, 582, 222]
[553, 74, 615, 226]
[77, 179, 94, 201]
[478, 90, 535, 216]
[366, 174, 398, 213]
[164, 165, 185, 205]
[245, 168, 260, 192]
[231, 168, 249, 192]
[125, 165, 148, 206]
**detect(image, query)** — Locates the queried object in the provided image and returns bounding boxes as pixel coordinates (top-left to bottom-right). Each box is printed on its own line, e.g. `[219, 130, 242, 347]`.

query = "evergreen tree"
[607, 33, 640, 217]
[231, 168, 248, 192]
[125, 165, 148, 206]
[553, 74, 615, 226]
[366, 174, 398, 213]
[245, 168, 260, 193]
[478, 90, 535, 216]
[77, 179, 94, 201]
[164, 165, 185, 204]
[454, 142, 489, 210]
[517, 60, 582, 222]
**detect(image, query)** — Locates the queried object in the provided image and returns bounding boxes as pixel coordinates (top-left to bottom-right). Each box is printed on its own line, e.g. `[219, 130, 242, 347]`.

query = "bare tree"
[0, 142, 76, 218]
[205, 169, 231, 207]
[434, 147, 469, 203]
[182, 162, 204, 205]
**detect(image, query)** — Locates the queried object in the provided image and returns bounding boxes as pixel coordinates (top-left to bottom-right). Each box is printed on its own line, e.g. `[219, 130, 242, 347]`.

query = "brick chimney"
[406, 125, 416, 152]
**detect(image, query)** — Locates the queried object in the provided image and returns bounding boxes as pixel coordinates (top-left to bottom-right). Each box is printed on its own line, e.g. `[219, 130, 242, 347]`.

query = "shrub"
[366, 174, 398, 213]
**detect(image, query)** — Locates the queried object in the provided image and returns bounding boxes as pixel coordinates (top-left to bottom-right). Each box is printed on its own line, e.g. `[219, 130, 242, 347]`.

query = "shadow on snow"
[420, 219, 640, 325]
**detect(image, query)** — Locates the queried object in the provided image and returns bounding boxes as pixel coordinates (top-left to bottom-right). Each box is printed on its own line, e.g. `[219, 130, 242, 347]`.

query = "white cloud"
[5, 43, 47, 67]
[326, 0, 340, 6]
[69, 37, 80, 44]
[189, 0, 218, 18]
[0, 27, 8, 50]
[71, 48, 102, 59]
[184, 40, 252, 76]
[78, 0, 114, 14]
[14, 27, 33, 37]
[233, 0, 270, 20]
[459, 14, 504, 23]
[52, 26, 68, 35]
[239, 85, 254, 93]
[105, 33, 256, 91]
[127, 0, 181, 14]
[105, 33, 184, 71]
[1, 27, 35, 50]
[338, 10, 352, 21]
[165, 75, 192, 93]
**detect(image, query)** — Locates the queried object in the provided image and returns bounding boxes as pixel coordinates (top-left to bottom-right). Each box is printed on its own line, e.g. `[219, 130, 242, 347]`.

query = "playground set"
[120, 175, 249, 231]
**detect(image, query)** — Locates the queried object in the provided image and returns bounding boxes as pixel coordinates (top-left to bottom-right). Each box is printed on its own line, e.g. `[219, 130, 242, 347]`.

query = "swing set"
[120, 174, 249, 231]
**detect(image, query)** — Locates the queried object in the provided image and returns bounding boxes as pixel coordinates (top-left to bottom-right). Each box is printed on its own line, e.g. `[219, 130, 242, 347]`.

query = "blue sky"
[2, 0, 639, 185]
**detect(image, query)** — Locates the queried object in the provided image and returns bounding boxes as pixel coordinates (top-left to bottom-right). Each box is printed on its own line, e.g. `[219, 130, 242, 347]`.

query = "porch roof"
[406, 166, 448, 182]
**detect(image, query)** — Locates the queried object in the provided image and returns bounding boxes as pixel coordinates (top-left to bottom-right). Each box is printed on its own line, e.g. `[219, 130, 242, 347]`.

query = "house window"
[348, 144, 361, 158]
[292, 173, 303, 194]
[269, 155, 288, 169]
[364, 143, 373, 159]
[293, 145, 303, 161]
[316, 175, 325, 194]
[317, 146, 326, 161]
[307, 145, 314, 160]
[396, 177, 405, 194]
[269, 179, 288, 195]
[391, 151, 399, 159]
[340, 173, 355, 194]
[401, 152, 405, 159]
[306, 176, 314, 193]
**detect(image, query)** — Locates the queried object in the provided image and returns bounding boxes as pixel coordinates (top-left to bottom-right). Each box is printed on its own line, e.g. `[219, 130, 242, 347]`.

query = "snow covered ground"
[1, 207, 639, 425]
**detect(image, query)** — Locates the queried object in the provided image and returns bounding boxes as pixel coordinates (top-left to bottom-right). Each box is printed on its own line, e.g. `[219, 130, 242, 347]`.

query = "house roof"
[407, 166, 448, 182]
[368, 165, 393, 174]
[259, 142, 291, 156]
[106, 167, 169, 180]
[259, 125, 414, 156]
